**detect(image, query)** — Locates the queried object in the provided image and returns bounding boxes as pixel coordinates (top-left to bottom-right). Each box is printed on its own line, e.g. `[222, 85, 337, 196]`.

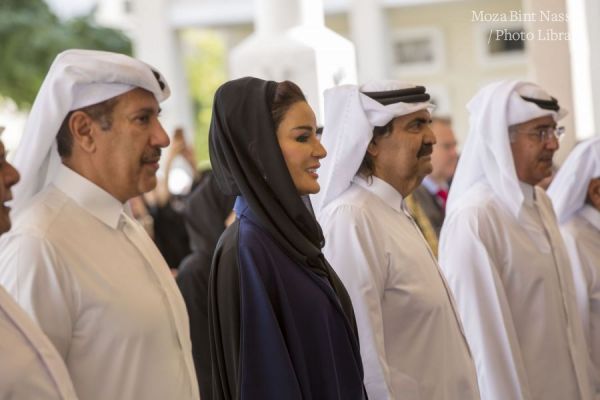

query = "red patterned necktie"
[436, 189, 448, 208]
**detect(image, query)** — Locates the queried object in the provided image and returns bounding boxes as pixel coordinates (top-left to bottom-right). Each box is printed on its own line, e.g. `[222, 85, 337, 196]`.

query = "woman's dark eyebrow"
[292, 125, 314, 131]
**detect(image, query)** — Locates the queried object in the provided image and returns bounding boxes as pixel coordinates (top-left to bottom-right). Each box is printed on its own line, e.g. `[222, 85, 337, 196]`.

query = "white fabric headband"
[10, 49, 170, 217]
[548, 137, 600, 223]
[446, 80, 567, 219]
[311, 81, 434, 215]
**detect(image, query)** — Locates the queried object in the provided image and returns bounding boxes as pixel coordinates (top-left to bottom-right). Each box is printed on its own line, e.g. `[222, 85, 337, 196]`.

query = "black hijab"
[208, 76, 358, 332]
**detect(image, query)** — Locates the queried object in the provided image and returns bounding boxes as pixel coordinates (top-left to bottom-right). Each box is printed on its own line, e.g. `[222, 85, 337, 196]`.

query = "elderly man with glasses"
[438, 81, 595, 400]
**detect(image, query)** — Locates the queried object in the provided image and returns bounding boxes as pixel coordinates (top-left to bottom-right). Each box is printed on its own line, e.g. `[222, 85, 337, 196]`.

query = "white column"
[522, 0, 575, 164]
[349, 0, 387, 83]
[230, 0, 357, 123]
[256, 0, 296, 34]
[129, 0, 195, 141]
[255, 0, 325, 34]
[566, 0, 600, 142]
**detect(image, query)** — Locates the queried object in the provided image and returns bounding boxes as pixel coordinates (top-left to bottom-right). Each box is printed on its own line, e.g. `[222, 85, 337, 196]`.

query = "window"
[391, 27, 445, 76]
[475, 22, 527, 66]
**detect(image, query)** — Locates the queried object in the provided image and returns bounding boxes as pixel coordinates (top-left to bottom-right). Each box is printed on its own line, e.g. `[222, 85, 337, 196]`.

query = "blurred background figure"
[176, 170, 235, 399]
[406, 117, 458, 254]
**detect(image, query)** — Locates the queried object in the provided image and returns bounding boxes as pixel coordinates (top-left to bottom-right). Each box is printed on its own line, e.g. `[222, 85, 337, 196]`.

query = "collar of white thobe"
[353, 175, 406, 214]
[579, 204, 600, 232]
[52, 163, 125, 229]
[518, 180, 536, 207]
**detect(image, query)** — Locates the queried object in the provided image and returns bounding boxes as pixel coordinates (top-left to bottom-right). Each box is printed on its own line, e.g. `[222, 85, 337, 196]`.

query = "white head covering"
[548, 137, 600, 223]
[312, 80, 434, 214]
[10, 49, 170, 216]
[446, 80, 567, 218]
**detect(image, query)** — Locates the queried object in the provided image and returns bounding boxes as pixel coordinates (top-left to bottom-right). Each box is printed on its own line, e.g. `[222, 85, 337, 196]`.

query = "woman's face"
[276, 101, 326, 195]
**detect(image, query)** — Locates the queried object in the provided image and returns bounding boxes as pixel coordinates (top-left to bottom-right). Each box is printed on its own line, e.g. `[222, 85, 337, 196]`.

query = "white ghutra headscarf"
[312, 80, 434, 215]
[548, 136, 600, 224]
[11, 49, 170, 217]
[446, 80, 567, 218]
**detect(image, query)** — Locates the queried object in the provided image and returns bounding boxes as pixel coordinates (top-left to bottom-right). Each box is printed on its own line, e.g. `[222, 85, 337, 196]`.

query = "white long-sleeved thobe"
[319, 176, 480, 400]
[0, 284, 78, 399]
[0, 165, 200, 400]
[439, 181, 594, 400]
[561, 206, 600, 387]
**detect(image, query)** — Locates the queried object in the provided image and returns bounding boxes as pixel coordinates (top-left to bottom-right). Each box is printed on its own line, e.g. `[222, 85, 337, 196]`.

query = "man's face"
[92, 88, 169, 202]
[0, 140, 20, 234]
[429, 120, 458, 183]
[369, 109, 435, 196]
[510, 115, 559, 186]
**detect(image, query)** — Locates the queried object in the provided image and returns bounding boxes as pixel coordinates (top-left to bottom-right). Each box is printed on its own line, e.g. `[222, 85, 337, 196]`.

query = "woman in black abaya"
[208, 77, 366, 400]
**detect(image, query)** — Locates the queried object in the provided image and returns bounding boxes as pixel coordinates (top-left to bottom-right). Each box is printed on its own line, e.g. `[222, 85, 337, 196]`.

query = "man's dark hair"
[357, 119, 395, 178]
[270, 80, 306, 131]
[56, 97, 120, 158]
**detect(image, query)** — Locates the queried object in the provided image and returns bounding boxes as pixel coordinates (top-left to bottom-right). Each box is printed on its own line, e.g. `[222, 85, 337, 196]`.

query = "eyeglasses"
[516, 126, 566, 143]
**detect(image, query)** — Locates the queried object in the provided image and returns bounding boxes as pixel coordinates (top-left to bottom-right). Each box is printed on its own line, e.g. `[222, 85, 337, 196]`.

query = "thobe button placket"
[119, 213, 184, 348]
[532, 199, 571, 327]
[401, 199, 472, 350]
[119, 212, 196, 396]
[532, 197, 585, 395]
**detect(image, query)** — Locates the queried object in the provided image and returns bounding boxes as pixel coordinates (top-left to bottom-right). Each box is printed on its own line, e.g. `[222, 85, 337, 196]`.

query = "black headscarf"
[209, 77, 358, 328]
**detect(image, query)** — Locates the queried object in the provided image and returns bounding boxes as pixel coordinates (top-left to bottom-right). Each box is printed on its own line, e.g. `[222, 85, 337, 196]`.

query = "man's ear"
[367, 140, 379, 157]
[68, 111, 96, 153]
[587, 178, 600, 210]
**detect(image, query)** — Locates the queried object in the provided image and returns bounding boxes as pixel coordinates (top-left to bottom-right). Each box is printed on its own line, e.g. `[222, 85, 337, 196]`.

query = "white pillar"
[230, 0, 357, 124]
[129, 0, 195, 141]
[255, 0, 324, 34]
[566, 0, 600, 142]
[349, 0, 387, 83]
[522, 0, 575, 164]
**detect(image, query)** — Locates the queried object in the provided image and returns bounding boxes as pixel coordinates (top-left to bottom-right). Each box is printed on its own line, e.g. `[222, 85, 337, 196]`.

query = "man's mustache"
[417, 143, 433, 158]
[141, 149, 161, 163]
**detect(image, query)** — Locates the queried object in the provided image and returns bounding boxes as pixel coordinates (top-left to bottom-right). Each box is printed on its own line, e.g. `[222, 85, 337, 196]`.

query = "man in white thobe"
[0, 50, 200, 400]
[312, 82, 479, 400]
[0, 129, 78, 399]
[439, 80, 594, 400]
[548, 137, 600, 392]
